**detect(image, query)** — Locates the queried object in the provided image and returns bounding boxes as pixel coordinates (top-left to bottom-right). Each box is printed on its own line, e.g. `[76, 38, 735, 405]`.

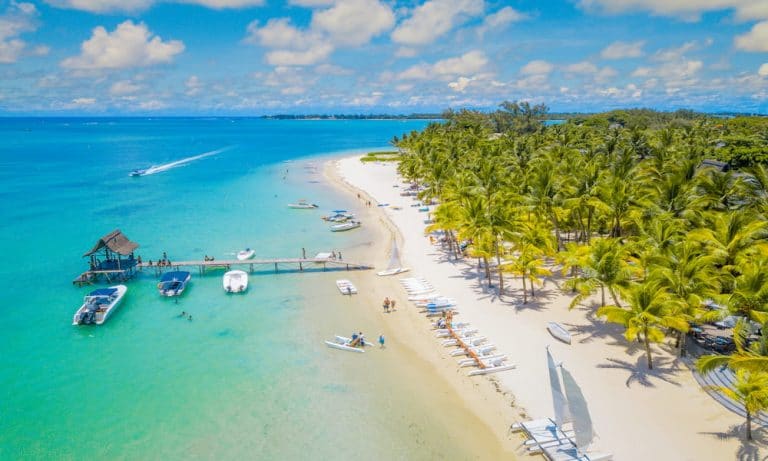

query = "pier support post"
[250, 263, 254, 273]
[274, 263, 278, 273]
[299, 262, 303, 271]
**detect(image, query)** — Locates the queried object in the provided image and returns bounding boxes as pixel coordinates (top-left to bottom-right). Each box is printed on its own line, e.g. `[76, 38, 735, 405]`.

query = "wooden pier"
[137, 257, 373, 276]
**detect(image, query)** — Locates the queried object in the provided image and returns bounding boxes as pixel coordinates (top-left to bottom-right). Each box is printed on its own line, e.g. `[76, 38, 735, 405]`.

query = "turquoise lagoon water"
[0, 118, 493, 460]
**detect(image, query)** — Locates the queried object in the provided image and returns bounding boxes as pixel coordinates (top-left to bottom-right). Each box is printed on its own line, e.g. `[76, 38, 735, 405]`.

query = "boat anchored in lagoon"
[157, 271, 191, 296]
[72, 285, 127, 325]
[287, 200, 318, 209]
[223, 270, 248, 293]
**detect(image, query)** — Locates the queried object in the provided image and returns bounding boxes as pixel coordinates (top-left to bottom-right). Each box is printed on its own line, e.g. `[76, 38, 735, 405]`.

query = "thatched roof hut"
[83, 229, 139, 257]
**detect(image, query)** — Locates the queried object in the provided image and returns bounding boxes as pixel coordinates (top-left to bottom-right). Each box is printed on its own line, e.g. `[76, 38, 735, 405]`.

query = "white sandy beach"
[333, 155, 755, 461]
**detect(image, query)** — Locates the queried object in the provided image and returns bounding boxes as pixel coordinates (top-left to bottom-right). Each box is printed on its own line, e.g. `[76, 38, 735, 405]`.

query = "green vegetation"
[360, 151, 400, 162]
[393, 101, 768, 385]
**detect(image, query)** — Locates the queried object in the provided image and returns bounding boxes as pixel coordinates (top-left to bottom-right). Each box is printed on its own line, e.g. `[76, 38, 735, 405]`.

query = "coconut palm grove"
[394, 103, 768, 440]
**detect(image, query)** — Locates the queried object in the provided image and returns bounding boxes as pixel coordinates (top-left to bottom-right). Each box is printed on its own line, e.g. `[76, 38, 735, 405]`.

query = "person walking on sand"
[390, 299, 396, 311]
[379, 335, 385, 348]
[383, 297, 390, 313]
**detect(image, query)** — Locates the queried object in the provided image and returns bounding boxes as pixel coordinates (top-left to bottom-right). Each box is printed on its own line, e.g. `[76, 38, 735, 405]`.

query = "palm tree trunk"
[586, 207, 593, 243]
[483, 256, 491, 283]
[530, 276, 536, 298]
[495, 237, 504, 297]
[747, 410, 753, 441]
[521, 272, 528, 304]
[600, 285, 606, 307]
[608, 287, 622, 308]
[644, 329, 654, 370]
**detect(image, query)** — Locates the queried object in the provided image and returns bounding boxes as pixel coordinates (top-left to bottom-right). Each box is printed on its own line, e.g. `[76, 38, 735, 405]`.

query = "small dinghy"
[330, 221, 361, 232]
[288, 200, 318, 209]
[223, 270, 248, 293]
[236, 248, 255, 260]
[336, 279, 357, 295]
[547, 322, 572, 344]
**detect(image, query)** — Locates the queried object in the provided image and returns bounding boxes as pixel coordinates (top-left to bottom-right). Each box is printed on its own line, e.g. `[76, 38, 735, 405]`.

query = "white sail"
[561, 366, 594, 451]
[547, 348, 572, 427]
[386, 239, 401, 270]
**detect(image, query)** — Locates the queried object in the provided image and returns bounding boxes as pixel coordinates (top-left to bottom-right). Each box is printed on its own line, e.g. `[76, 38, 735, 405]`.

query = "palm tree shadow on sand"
[699, 424, 768, 461]
[597, 355, 682, 388]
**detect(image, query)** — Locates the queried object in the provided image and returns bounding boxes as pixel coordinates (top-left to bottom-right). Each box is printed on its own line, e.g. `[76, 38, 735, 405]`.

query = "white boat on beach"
[288, 200, 318, 209]
[468, 363, 516, 376]
[325, 335, 373, 353]
[330, 221, 361, 232]
[336, 279, 358, 295]
[547, 322, 572, 345]
[72, 285, 127, 325]
[450, 344, 496, 356]
[435, 327, 478, 338]
[223, 270, 248, 293]
[236, 248, 255, 260]
[458, 354, 507, 367]
[377, 240, 409, 276]
[442, 336, 486, 347]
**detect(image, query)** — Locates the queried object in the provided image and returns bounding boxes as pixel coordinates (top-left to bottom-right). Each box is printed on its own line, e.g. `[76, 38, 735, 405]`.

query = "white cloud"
[653, 41, 698, 61]
[395, 47, 418, 58]
[315, 63, 351, 75]
[735, 21, 768, 51]
[138, 99, 167, 110]
[565, 61, 598, 74]
[392, 0, 485, 46]
[265, 43, 333, 66]
[311, 0, 394, 46]
[400, 50, 488, 80]
[520, 60, 553, 75]
[288, 0, 334, 5]
[46, 0, 264, 13]
[477, 6, 526, 35]
[110, 80, 141, 95]
[185, 75, 202, 96]
[577, 0, 768, 22]
[600, 40, 644, 59]
[244, 18, 316, 49]
[0, 2, 40, 64]
[61, 21, 184, 70]
[448, 76, 474, 92]
[759, 63, 768, 76]
[72, 97, 96, 105]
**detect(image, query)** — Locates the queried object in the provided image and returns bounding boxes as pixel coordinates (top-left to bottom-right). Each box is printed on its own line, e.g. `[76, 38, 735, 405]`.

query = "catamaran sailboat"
[377, 239, 409, 276]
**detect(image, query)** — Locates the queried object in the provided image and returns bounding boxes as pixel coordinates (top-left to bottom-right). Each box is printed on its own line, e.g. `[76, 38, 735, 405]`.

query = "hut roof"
[83, 229, 139, 257]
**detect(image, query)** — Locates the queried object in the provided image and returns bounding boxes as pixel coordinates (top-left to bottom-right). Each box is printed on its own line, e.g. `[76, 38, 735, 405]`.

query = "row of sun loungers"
[399, 276, 515, 376]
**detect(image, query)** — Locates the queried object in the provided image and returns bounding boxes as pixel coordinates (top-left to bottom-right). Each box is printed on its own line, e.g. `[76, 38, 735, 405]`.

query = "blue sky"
[0, 0, 767, 114]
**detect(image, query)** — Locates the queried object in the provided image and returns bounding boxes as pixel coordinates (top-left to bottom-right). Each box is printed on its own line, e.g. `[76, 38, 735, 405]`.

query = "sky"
[0, 0, 767, 115]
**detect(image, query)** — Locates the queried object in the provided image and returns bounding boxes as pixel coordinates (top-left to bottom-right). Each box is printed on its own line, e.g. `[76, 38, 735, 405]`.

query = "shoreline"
[330, 155, 752, 461]
[324, 157, 523, 458]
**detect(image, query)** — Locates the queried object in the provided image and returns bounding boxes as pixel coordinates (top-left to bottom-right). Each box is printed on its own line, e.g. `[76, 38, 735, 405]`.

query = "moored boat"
[547, 322, 572, 345]
[223, 270, 248, 293]
[129, 168, 147, 177]
[236, 248, 255, 260]
[330, 221, 361, 232]
[72, 285, 127, 325]
[336, 279, 358, 295]
[288, 200, 318, 209]
[324, 335, 374, 352]
[157, 271, 191, 296]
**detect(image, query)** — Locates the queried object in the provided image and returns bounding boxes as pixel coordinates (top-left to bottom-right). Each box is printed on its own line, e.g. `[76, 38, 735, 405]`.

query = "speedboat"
[72, 285, 127, 325]
[129, 168, 147, 177]
[330, 221, 361, 232]
[288, 200, 318, 209]
[236, 248, 255, 260]
[223, 270, 248, 293]
[157, 271, 191, 296]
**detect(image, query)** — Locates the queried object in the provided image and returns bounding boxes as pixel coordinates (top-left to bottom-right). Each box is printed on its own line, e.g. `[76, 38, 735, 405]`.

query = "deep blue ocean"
[0, 118, 504, 460]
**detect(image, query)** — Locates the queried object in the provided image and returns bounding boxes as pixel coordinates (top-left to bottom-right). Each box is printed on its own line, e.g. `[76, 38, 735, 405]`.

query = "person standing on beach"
[379, 335, 385, 348]
[390, 299, 396, 311]
[383, 297, 390, 313]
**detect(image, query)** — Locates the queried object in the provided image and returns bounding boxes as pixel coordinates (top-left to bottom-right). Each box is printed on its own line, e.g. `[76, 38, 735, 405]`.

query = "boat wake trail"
[134, 146, 232, 176]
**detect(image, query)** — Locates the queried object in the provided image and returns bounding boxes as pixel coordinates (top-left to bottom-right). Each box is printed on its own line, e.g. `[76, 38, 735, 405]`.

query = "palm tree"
[705, 369, 768, 441]
[565, 238, 633, 308]
[597, 280, 689, 369]
[505, 219, 556, 303]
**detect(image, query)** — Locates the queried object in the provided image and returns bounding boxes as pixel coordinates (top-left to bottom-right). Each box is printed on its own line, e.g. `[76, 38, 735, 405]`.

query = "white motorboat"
[72, 285, 127, 325]
[288, 200, 318, 209]
[223, 270, 248, 293]
[330, 221, 361, 232]
[325, 335, 373, 353]
[236, 248, 255, 260]
[336, 279, 358, 295]
[547, 322, 572, 345]
[157, 271, 191, 297]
